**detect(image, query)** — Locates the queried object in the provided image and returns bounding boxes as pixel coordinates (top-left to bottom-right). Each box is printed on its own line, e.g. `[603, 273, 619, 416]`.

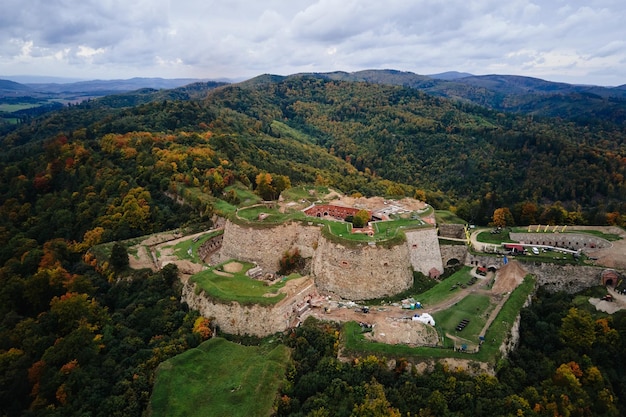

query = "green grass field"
[435, 210, 467, 224]
[412, 266, 476, 306]
[190, 261, 298, 305]
[476, 230, 514, 244]
[0, 103, 42, 112]
[149, 337, 290, 417]
[343, 275, 536, 364]
[433, 294, 496, 346]
[170, 230, 224, 263]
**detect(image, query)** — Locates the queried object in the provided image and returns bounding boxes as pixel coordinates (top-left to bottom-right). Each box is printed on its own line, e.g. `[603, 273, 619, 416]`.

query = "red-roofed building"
[304, 204, 371, 222]
[503, 244, 524, 253]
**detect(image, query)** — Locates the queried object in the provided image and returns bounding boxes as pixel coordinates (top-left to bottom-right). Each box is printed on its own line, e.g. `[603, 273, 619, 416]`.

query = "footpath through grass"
[413, 266, 474, 307]
[149, 337, 290, 417]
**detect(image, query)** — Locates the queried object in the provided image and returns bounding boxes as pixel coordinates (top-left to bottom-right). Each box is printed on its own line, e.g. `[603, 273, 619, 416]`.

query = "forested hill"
[308, 69, 626, 126]
[211, 75, 626, 223]
[1, 72, 626, 416]
[3, 74, 626, 226]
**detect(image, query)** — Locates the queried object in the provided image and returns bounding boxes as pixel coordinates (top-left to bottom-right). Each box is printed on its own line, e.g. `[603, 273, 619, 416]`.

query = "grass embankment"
[235, 205, 308, 224]
[150, 337, 290, 417]
[343, 274, 536, 364]
[435, 210, 466, 224]
[170, 229, 224, 263]
[236, 203, 428, 247]
[190, 261, 298, 306]
[412, 266, 475, 306]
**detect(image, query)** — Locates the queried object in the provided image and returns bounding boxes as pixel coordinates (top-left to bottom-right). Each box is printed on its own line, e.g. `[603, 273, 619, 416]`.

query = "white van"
[531, 247, 539, 255]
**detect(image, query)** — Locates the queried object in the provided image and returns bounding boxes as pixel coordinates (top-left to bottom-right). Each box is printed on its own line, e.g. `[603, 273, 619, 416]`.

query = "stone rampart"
[181, 276, 318, 337]
[215, 221, 321, 271]
[311, 237, 413, 300]
[440, 245, 469, 267]
[467, 254, 508, 269]
[197, 234, 223, 261]
[522, 263, 603, 293]
[438, 224, 465, 239]
[406, 228, 444, 276]
[510, 232, 610, 250]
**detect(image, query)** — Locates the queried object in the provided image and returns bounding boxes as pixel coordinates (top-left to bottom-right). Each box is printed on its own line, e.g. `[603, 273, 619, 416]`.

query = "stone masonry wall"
[311, 237, 413, 300]
[438, 224, 465, 239]
[523, 263, 603, 293]
[181, 277, 318, 337]
[405, 228, 444, 276]
[510, 232, 610, 250]
[215, 221, 321, 271]
[197, 234, 223, 261]
[440, 245, 469, 267]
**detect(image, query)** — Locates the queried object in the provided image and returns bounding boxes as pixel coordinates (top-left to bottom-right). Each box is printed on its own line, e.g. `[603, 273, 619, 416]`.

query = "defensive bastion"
[213, 220, 443, 300]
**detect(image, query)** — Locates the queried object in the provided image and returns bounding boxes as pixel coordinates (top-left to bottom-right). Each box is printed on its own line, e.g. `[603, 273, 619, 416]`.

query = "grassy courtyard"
[189, 260, 298, 306]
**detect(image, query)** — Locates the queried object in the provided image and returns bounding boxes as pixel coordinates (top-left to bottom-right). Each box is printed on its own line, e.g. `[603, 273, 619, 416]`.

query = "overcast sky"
[1, 0, 625, 86]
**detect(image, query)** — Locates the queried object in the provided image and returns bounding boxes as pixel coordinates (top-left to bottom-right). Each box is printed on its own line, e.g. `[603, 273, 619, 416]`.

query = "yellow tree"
[492, 207, 514, 228]
[350, 378, 400, 417]
[559, 307, 596, 352]
[255, 172, 276, 200]
[352, 209, 371, 228]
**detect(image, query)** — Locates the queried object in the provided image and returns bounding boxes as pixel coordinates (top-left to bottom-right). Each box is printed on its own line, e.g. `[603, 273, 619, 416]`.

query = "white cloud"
[0, 0, 625, 85]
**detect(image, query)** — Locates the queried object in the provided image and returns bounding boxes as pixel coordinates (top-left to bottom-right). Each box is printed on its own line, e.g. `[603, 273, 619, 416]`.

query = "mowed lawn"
[433, 294, 496, 345]
[150, 338, 290, 417]
[413, 266, 476, 306]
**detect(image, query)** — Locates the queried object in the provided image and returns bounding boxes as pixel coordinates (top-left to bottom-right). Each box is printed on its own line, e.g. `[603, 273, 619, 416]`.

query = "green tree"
[352, 209, 370, 228]
[109, 242, 129, 272]
[351, 379, 400, 417]
[559, 307, 596, 352]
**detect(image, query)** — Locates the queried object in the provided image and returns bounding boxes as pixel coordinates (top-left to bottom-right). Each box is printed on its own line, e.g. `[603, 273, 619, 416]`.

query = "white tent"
[411, 313, 435, 326]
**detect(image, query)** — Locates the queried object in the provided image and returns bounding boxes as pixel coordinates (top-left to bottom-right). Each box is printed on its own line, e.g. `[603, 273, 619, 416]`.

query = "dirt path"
[128, 229, 215, 272]
[306, 263, 525, 348]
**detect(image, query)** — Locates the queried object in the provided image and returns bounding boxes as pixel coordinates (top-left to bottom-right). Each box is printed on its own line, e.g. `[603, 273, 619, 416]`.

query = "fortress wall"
[438, 224, 465, 239]
[510, 232, 610, 250]
[440, 245, 469, 267]
[468, 254, 508, 269]
[215, 221, 321, 271]
[405, 228, 444, 276]
[311, 237, 413, 300]
[181, 277, 318, 337]
[466, 254, 604, 293]
[523, 263, 603, 293]
[197, 234, 223, 261]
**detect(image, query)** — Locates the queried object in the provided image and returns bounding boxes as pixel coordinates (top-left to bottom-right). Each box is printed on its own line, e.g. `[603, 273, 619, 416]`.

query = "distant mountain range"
[253, 70, 626, 125]
[0, 77, 211, 99]
[3, 69, 626, 125]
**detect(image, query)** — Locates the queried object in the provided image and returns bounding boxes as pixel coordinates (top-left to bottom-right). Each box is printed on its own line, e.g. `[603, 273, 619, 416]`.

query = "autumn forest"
[1, 72, 626, 416]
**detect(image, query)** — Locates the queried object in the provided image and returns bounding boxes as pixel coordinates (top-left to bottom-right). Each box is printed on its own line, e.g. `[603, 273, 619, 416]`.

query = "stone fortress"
[181, 192, 626, 337]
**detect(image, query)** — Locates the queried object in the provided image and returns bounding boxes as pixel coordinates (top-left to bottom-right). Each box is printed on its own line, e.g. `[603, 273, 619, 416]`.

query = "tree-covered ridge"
[206, 76, 626, 222]
[1, 70, 626, 416]
[301, 70, 626, 126]
[3, 74, 626, 226]
[277, 293, 626, 417]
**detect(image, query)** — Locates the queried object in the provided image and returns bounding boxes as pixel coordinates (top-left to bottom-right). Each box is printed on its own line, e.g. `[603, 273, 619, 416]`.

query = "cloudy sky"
[1, 0, 625, 86]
